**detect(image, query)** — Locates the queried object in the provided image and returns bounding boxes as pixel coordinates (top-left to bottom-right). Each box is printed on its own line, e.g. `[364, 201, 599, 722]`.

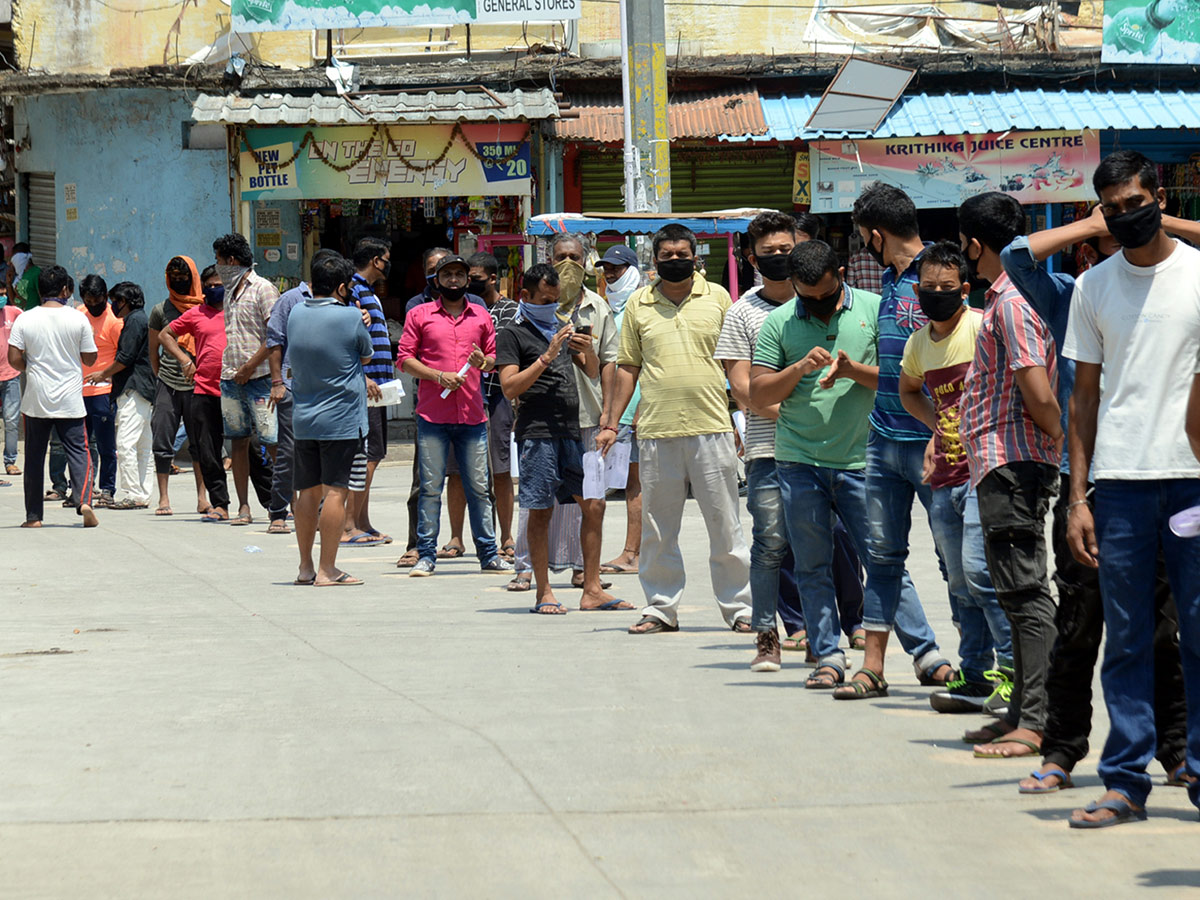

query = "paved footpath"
[1, 462, 1197, 898]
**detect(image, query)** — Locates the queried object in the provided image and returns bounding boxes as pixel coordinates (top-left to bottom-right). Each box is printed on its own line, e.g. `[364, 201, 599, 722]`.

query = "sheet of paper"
[582, 450, 607, 500]
[510, 434, 520, 479]
[603, 440, 631, 489]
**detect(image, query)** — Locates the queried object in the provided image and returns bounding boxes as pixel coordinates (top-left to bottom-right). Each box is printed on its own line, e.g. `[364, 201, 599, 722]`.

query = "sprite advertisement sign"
[1102, 0, 1200, 64]
[233, 0, 581, 31]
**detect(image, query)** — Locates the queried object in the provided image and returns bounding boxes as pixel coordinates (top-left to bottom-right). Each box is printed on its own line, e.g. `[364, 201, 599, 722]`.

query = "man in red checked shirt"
[396, 254, 514, 577]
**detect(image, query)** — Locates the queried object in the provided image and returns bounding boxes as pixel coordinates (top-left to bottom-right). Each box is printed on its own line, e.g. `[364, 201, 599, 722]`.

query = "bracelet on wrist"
[271, 380, 284, 386]
[538, 355, 550, 367]
[600, 425, 618, 434]
[1067, 499, 1089, 513]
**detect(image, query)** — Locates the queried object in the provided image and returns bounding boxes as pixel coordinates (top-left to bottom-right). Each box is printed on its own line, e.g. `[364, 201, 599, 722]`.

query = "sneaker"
[481, 556, 515, 572]
[750, 629, 782, 672]
[929, 673, 995, 713]
[409, 558, 436, 577]
[982, 668, 1014, 716]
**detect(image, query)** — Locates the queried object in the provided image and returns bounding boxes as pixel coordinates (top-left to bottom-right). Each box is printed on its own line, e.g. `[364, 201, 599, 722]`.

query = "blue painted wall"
[14, 88, 231, 298]
[249, 198, 304, 285]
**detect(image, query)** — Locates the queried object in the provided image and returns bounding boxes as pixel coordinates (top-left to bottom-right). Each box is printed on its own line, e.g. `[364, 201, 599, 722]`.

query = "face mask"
[0, 296, 7, 308]
[518, 300, 561, 342]
[755, 253, 791, 282]
[380, 259, 392, 279]
[84, 300, 106, 317]
[554, 259, 585, 300]
[656, 257, 695, 283]
[110, 299, 125, 317]
[1105, 201, 1162, 250]
[468, 278, 490, 297]
[168, 277, 192, 295]
[799, 281, 843, 319]
[605, 266, 641, 316]
[865, 234, 887, 269]
[203, 284, 225, 308]
[962, 244, 980, 281]
[216, 264, 248, 295]
[439, 283, 467, 303]
[918, 288, 965, 322]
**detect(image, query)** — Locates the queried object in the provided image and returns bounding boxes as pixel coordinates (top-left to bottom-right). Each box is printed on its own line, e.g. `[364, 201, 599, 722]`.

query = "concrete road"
[1, 462, 1197, 898]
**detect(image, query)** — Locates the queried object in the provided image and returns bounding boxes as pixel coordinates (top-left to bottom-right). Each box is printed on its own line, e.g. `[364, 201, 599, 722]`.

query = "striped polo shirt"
[617, 274, 733, 440]
[960, 271, 1059, 488]
[870, 248, 934, 442]
[351, 272, 394, 384]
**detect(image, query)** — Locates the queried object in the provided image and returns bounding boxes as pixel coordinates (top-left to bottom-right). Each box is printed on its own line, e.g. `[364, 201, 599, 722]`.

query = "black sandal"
[805, 664, 845, 690]
[832, 668, 888, 700]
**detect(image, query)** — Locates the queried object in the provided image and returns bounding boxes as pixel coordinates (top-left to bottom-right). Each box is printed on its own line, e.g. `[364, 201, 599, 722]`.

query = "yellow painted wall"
[9, 0, 1096, 74]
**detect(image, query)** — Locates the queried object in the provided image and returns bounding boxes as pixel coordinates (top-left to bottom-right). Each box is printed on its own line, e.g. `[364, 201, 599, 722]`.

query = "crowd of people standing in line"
[2, 149, 1199, 831]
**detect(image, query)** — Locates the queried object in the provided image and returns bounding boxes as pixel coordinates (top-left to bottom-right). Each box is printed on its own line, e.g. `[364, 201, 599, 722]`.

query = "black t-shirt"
[494, 318, 580, 442]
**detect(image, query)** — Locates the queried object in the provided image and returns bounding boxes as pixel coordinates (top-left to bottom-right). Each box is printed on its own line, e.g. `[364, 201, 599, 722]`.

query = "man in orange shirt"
[80, 275, 122, 506]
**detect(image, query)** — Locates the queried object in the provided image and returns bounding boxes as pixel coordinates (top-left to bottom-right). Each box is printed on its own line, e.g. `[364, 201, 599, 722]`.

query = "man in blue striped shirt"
[843, 182, 957, 698]
[345, 236, 395, 545]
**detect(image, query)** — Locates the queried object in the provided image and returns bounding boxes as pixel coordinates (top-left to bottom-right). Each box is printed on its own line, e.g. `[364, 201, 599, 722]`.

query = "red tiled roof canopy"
[550, 89, 767, 142]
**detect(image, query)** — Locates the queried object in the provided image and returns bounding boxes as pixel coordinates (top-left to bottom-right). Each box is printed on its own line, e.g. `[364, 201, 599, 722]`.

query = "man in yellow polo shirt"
[598, 223, 753, 634]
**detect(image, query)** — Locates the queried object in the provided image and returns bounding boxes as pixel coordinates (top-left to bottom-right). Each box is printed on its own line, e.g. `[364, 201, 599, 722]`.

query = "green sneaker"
[930, 672, 995, 713]
[982, 668, 1013, 716]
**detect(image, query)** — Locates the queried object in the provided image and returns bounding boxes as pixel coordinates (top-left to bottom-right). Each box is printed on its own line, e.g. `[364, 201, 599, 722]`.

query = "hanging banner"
[792, 152, 811, 205]
[809, 130, 1099, 211]
[238, 124, 532, 201]
[232, 0, 581, 32]
[1102, 0, 1200, 63]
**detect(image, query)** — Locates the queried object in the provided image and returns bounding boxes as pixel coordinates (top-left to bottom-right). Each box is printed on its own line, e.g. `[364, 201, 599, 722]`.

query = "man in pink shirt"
[397, 254, 512, 576]
[0, 292, 21, 482]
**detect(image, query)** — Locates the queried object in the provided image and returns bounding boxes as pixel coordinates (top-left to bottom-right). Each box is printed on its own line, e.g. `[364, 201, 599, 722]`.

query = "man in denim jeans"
[750, 241, 883, 689]
[1068, 151, 1200, 827]
[849, 182, 956, 691]
[958, 192, 1061, 761]
[397, 254, 512, 577]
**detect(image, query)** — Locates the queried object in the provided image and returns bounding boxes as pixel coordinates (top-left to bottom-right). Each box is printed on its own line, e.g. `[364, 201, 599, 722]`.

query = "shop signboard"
[1102, 0, 1200, 63]
[808, 130, 1099, 211]
[238, 124, 532, 201]
[232, 0, 581, 32]
[792, 152, 811, 206]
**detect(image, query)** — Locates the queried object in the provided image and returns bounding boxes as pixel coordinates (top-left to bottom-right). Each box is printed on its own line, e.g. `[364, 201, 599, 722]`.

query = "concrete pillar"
[626, 0, 671, 213]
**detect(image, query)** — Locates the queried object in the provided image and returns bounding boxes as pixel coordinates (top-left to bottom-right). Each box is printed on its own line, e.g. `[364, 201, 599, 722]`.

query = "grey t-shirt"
[147, 300, 193, 392]
[714, 287, 791, 461]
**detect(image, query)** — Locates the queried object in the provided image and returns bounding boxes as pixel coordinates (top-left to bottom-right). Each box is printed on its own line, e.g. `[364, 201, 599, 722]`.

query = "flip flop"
[230, 513, 253, 526]
[500, 541, 516, 559]
[365, 530, 393, 544]
[507, 575, 532, 592]
[529, 602, 567, 614]
[781, 632, 808, 652]
[628, 616, 679, 634]
[44, 489, 64, 501]
[341, 533, 385, 546]
[1167, 762, 1198, 787]
[963, 720, 1015, 744]
[154, 506, 173, 516]
[1068, 797, 1147, 829]
[437, 544, 465, 559]
[293, 576, 315, 586]
[580, 600, 636, 611]
[201, 511, 229, 522]
[572, 576, 613, 590]
[267, 520, 292, 534]
[599, 561, 638, 575]
[1019, 765, 1074, 794]
[315, 572, 363, 587]
[974, 736, 1042, 759]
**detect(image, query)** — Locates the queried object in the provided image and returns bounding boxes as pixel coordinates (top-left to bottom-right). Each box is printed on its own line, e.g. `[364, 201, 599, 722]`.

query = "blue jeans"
[84, 393, 118, 495]
[859, 431, 949, 671]
[747, 457, 861, 635]
[778, 461, 948, 673]
[1094, 479, 1200, 810]
[1, 376, 19, 465]
[416, 418, 499, 566]
[929, 483, 1013, 683]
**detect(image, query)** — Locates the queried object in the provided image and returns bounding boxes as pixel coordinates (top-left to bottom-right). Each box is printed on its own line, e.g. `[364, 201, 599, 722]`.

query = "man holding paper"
[397, 254, 512, 577]
[495, 263, 634, 614]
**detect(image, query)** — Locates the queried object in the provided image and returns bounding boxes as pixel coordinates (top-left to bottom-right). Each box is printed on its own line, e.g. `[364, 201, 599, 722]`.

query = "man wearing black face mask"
[1064, 151, 1200, 827]
[749, 241, 882, 688]
[597, 223, 753, 635]
[79, 274, 121, 507]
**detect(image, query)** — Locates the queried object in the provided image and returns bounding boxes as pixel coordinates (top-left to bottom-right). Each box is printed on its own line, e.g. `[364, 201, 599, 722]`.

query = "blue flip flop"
[341, 533, 386, 547]
[529, 602, 567, 615]
[1019, 765, 1074, 794]
[1068, 797, 1147, 829]
[580, 600, 636, 611]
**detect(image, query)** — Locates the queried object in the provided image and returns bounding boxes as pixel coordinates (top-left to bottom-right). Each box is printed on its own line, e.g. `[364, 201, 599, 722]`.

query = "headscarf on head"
[165, 255, 203, 355]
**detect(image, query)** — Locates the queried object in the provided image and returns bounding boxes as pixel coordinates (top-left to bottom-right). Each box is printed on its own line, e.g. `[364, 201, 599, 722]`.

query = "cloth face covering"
[604, 266, 640, 315]
[917, 288, 965, 322]
[1104, 201, 1162, 249]
[518, 300, 561, 342]
[553, 259, 585, 321]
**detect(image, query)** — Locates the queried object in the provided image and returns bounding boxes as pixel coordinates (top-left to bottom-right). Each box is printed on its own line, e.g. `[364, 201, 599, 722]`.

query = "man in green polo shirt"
[750, 240, 883, 690]
[598, 223, 753, 635]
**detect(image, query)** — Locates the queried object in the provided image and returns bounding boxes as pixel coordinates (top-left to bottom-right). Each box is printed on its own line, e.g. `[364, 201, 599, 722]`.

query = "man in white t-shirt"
[1064, 150, 1200, 829]
[6, 265, 100, 528]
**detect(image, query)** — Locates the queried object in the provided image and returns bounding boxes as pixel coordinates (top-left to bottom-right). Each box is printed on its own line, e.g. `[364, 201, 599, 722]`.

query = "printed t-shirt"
[900, 308, 981, 488]
[170, 304, 227, 397]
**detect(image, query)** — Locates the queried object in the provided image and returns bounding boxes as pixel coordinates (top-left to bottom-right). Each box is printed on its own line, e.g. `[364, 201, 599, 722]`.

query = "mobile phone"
[577, 325, 593, 336]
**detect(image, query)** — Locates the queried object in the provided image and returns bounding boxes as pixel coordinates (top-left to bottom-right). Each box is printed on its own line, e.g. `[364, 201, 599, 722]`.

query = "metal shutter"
[25, 173, 56, 268]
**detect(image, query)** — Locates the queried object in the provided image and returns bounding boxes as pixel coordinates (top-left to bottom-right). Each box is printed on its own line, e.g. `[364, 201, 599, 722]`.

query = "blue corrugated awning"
[726, 90, 1200, 142]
